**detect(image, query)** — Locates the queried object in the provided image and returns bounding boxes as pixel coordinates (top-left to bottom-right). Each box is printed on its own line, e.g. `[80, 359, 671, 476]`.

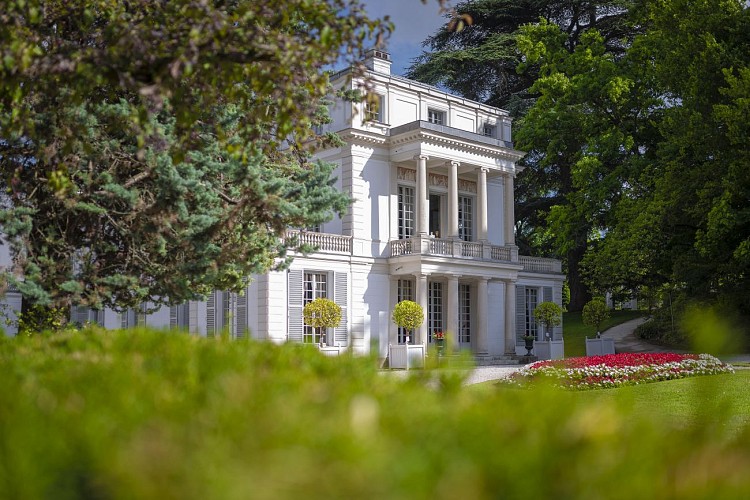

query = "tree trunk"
[567, 243, 591, 312]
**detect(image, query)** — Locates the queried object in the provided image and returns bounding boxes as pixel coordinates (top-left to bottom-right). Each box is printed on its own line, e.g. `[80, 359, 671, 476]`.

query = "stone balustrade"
[285, 230, 352, 254]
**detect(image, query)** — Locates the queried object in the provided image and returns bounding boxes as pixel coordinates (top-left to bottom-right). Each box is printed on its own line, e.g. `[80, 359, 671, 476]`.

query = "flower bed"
[505, 353, 734, 390]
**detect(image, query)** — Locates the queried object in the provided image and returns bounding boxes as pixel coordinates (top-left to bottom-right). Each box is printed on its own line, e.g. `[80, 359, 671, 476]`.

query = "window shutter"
[170, 306, 178, 328]
[515, 285, 526, 344]
[543, 286, 552, 303]
[334, 272, 348, 346]
[287, 270, 304, 343]
[121, 310, 129, 329]
[206, 291, 216, 337]
[236, 292, 248, 339]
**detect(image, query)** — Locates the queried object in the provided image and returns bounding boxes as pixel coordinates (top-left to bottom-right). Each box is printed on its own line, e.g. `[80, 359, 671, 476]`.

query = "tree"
[303, 298, 341, 346]
[533, 301, 562, 337]
[392, 300, 424, 343]
[582, 298, 610, 334]
[0, 0, 389, 312]
[407, 0, 635, 311]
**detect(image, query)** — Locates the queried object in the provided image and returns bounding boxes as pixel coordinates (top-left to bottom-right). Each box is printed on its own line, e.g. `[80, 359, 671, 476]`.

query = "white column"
[447, 275, 459, 352]
[504, 174, 515, 245]
[416, 155, 429, 236]
[504, 280, 516, 355]
[477, 167, 488, 241]
[476, 277, 489, 356]
[416, 273, 428, 347]
[448, 161, 460, 239]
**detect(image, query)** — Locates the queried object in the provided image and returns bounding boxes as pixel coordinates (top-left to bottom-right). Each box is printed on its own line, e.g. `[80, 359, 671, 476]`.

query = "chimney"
[363, 49, 392, 75]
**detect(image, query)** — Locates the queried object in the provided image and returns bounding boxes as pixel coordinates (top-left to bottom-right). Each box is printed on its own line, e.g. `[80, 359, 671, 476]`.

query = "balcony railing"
[519, 256, 562, 273]
[389, 237, 562, 272]
[390, 237, 513, 263]
[285, 230, 352, 254]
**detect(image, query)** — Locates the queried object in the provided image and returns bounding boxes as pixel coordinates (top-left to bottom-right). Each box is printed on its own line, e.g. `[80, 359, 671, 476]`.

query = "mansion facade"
[1, 51, 564, 360]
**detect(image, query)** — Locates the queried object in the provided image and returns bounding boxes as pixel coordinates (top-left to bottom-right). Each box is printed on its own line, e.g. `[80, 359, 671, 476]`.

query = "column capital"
[478, 166, 490, 173]
[414, 154, 430, 161]
[446, 160, 461, 167]
[412, 272, 429, 279]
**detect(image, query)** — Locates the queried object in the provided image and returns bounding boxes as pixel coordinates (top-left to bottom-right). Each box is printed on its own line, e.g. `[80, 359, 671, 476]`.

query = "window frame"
[303, 271, 329, 344]
[427, 108, 446, 126]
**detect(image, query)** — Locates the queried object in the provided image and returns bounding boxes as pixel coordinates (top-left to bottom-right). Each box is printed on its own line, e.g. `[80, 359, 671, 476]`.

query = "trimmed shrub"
[582, 298, 610, 333]
[533, 301, 562, 336]
[392, 300, 424, 334]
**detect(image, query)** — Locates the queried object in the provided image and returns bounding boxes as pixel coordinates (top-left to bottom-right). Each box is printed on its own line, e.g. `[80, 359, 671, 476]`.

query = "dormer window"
[364, 93, 384, 123]
[427, 108, 445, 125]
[483, 124, 496, 137]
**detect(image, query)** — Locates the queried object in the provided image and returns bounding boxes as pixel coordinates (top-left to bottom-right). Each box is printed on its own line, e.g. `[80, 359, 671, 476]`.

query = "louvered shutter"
[206, 292, 216, 337]
[515, 285, 526, 344]
[121, 310, 129, 329]
[333, 272, 348, 346]
[236, 292, 247, 339]
[543, 286, 552, 303]
[170, 306, 178, 328]
[287, 270, 304, 343]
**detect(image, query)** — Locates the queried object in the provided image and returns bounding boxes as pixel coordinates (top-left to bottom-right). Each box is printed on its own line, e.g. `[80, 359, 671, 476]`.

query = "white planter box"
[319, 346, 344, 357]
[534, 340, 565, 360]
[585, 337, 615, 356]
[388, 344, 425, 369]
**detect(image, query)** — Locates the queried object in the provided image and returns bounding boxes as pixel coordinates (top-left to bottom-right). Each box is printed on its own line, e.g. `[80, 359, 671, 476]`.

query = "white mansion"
[1, 50, 564, 360]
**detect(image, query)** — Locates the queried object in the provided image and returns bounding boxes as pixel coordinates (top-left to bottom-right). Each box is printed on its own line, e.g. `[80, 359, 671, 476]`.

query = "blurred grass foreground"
[1, 328, 749, 499]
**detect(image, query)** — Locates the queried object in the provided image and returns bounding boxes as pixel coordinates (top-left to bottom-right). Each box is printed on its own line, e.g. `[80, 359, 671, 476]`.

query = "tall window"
[365, 93, 384, 122]
[397, 279, 414, 344]
[427, 108, 445, 125]
[303, 272, 328, 343]
[459, 284, 471, 344]
[524, 288, 538, 339]
[428, 282, 443, 343]
[458, 195, 473, 241]
[398, 185, 415, 239]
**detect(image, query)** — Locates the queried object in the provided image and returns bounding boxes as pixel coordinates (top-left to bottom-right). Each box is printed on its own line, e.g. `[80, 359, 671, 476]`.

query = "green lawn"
[563, 309, 646, 357]
[563, 370, 750, 429]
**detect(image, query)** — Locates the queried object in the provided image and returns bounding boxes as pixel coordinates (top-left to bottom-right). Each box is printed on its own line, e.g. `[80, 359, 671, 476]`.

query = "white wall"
[487, 281, 505, 356]
[487, 179, 505, 245]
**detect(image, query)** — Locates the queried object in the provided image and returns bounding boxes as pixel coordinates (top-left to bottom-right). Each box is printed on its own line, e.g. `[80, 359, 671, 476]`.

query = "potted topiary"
[534, 301, 563, 340]
[582, 298, 610, 337]
[303, 298, 341, 347]
[390, 300, 425, 370]
[392, 300, 424, 345]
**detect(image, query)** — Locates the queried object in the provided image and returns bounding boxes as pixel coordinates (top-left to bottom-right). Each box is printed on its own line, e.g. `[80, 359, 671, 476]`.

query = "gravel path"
[463, 366, 523, 385]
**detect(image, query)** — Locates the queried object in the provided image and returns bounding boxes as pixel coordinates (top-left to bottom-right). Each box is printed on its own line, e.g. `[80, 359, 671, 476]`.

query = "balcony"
[390, 236, 515, 263]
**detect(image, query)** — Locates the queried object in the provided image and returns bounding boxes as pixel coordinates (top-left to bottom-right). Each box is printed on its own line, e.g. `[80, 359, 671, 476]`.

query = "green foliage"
[533, 301, 562, 334]
[2, 327, 750, 498]
[582, 298, 611, 333]
[391, 300, 424, 333]
[15, 305, 72, 337]
[408, 1, 634, 311]
[0, 0, 389, 311]
[303, 298, 341, 329]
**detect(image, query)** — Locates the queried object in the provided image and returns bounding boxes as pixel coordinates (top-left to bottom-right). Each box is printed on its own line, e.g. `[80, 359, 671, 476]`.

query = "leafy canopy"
[533, 301, 563, 333]
[392, 300, 424, 333]
[0, 0, 389, 311]
[303, 298, 342, 330]
[582, 298, 610, 332]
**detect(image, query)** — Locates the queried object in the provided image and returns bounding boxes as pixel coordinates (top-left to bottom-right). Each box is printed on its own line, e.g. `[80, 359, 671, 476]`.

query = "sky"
[359, 0, 451, 76]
